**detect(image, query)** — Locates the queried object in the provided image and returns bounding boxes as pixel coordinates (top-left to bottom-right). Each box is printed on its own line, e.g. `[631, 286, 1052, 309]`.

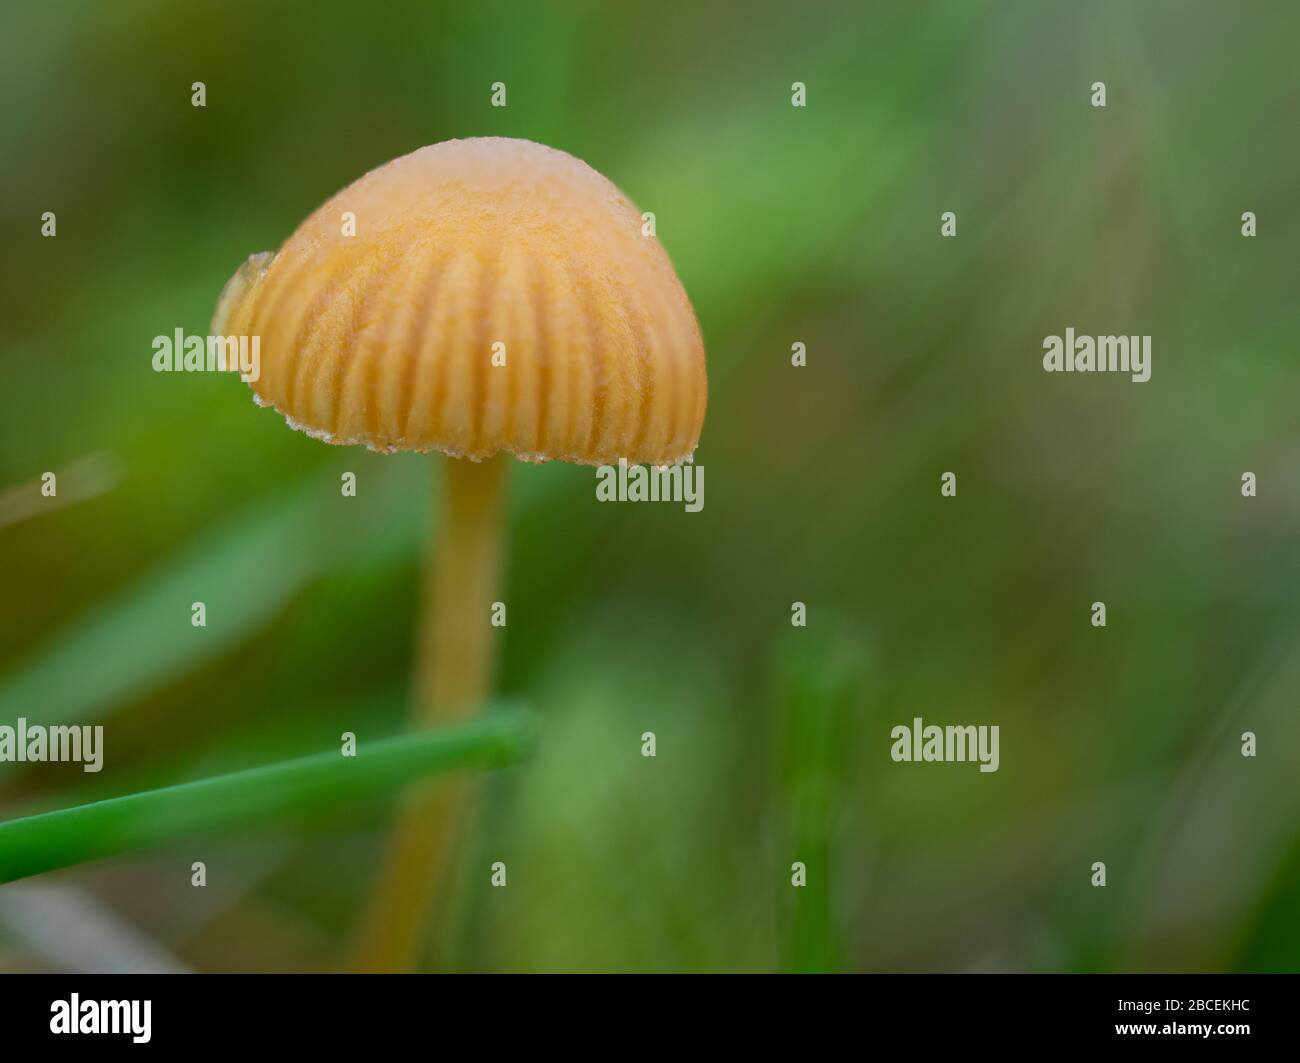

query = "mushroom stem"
[353, 453, 509, 972]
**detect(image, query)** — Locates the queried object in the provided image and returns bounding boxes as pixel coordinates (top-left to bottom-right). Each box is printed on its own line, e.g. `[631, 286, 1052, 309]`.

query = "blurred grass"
[773, 620, 867, 972]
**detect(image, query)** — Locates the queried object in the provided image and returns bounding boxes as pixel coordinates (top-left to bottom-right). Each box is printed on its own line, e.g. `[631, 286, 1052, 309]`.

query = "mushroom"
[211, 137, 707, 970]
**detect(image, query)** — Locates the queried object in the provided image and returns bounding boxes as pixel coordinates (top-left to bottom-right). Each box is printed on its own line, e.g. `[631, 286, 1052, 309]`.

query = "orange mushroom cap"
[212, 137, 706, 466]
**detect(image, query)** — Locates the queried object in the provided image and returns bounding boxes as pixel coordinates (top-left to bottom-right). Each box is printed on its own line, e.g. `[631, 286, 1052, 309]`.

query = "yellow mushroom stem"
[354, 453, 509, 972]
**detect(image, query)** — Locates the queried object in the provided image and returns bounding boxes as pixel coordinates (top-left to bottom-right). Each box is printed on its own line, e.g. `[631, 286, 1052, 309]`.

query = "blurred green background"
[1, 0, 1297, 972]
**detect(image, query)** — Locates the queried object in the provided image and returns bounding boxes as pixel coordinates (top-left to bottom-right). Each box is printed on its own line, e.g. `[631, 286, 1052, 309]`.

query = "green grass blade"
[0, 481, 327, 733]
[773, 621, 868, 973]
[0, 707, 535, 884]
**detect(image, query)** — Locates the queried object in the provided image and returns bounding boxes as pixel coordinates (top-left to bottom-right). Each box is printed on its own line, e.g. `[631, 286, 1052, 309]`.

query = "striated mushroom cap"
[212, 137, 706, 466]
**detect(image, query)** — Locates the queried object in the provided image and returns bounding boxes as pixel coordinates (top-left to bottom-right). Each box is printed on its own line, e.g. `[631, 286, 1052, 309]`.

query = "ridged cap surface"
[212, 137, 706, 465]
